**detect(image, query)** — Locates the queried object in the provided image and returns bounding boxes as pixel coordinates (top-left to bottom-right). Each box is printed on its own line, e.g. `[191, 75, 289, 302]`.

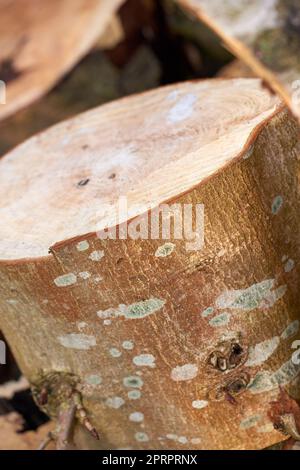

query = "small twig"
[73, 391, 100, 440]
[56, 402, 76, 450]
[37, 432, 55, 451]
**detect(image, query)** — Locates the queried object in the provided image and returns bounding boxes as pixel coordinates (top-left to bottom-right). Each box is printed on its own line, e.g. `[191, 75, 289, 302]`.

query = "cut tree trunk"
[0, 78, 300, 450]
[218, 60, 256, 80]
[0, 0, 125, 122]
[177, 0, 300, 121]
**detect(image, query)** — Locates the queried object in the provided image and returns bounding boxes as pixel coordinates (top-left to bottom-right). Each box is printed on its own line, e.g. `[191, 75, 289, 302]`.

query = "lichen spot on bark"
[171, 363, 198, 382]
[192, 400, 208, 409]
[281, 320, 299, 340]
[133, 354, 156, 368]
[209, 312, 231, 327]
[58, 333, 96, 350]
[76, 240, 89, 251]
[272, 195, 283, 214]
[135, 432, 149, 442]
[201, 306, 214, 318]
[122, 340, 134, 350]
[215, 279, 286, 311]
[85, 374, 102, 386]
[123, 376, 144, 389]
[89, 250, 105, 261]
[97, 298, 166, 321]
[105, 396, 125, 409]
[240, 415, 262, 430]
[245, 336, 280, 367]
[54, 273, 77, 287]
[155, 243, 175, 258]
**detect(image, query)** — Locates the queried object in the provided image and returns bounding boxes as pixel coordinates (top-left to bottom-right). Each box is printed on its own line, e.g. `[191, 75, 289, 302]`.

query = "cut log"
[218, 60, 256, 79]
[0, 45, 161, 158]
[0, 0, 124, 122]
[177, 0, 300, 121]
[0, 78, 300, 450]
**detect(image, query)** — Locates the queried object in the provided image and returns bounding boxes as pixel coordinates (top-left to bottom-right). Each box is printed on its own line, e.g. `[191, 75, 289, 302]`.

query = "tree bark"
[177, 0, 300, 121]
[0, 79, 299, 450]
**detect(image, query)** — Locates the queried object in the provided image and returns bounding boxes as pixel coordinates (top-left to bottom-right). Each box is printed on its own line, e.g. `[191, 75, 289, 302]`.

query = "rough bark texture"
[0, 79, 299, 450]
[0, 0, 124, 121]
[177, 0, 300, 120]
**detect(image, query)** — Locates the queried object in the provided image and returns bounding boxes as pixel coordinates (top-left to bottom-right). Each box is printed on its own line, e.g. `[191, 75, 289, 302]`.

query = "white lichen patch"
[155, 243, 175, 258]
[89, 250, 105, 262]
[245, 336, 280, 367]
[171, 364, 198, 382]
[85, 374, 102, 386]
[79, 271, 91, 280]
[192, 400, 208, 409]
[133, 354, 155, 368]
[215, 279, 286, 312]
[177, 436, 188, 444]
[281, 320, 299, 340]
[109, 347, 122, 358]
[103, 319, 111, 326]
[248, 359, 300, 394]
[166, 434, 189, 445]
[167, 93, 197, 123]
[129, 412, 144, 423]
[166, 433, 178, 441]
[105, 396, 125, 409]
[128, 390, 141, 400]
[97, 298, 166, 321]
[191, 437, 202, 445]
[76, 240, 89, 251]
[58, 333, 96, 350]
[257, 423, 274, 433]
[240, 415, 262, 430]
[247, 371, 274, 394]
[201, 307, 214, 318]
[135, 432, 149, 442]
[54, 273, 77, 287]
[273, 358, 300, 386]
[284, 259, 295, 273]
[272, 196, 283, 215]
[209, 312, 231, 327]
[260, 285, 287, 309]
[123, 376, 144, 389]
[122, 340, 134, 350]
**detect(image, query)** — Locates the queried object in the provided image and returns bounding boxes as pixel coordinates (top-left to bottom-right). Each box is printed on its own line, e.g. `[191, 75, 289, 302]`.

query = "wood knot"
[208, 372, 250, 404]
[207, 336, 247, 373]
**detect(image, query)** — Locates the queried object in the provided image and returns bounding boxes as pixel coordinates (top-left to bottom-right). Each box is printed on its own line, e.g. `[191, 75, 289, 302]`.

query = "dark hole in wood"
[109, 173, 116, 179]
[77, 178, 90, 187]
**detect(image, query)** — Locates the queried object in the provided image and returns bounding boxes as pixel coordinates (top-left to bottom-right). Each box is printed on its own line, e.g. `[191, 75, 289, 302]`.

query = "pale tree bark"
[177, 0, 300, 121]
[0, 0, 125, 122]
[0, 79, 299, 450]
